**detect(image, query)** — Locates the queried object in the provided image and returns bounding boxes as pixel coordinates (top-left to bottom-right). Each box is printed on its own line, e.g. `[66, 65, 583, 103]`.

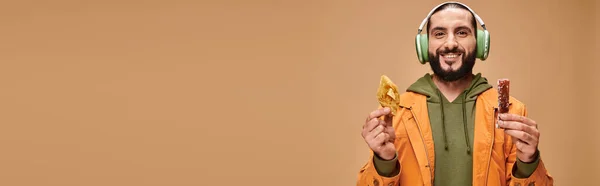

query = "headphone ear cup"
[415, 34, 429, 64]
[476, 29, 490, 60]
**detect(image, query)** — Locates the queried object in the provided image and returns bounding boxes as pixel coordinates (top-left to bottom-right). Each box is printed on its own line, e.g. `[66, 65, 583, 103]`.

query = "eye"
[456, 30, 468, 37]
[434, 32, 445, 38]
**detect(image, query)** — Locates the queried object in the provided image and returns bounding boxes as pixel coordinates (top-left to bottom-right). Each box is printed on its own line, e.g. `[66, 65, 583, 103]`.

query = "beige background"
[0, 0, 597, 185]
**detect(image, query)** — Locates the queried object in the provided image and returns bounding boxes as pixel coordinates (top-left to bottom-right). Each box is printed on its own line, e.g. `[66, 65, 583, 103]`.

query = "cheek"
[428, 40, 443, 54]
[460, 39, 477, 53]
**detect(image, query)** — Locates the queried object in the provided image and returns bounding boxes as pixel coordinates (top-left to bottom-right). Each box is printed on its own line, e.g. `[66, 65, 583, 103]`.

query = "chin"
[441, 64, 462, 72]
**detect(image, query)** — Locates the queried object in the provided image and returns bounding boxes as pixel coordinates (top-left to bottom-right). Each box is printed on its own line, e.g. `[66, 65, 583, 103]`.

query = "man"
[356, 2, 553, 186]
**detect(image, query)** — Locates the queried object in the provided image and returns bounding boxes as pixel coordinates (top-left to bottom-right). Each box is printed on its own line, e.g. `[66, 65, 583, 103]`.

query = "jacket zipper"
[485, 108, 497, 186]
[409, 108, 434, 185]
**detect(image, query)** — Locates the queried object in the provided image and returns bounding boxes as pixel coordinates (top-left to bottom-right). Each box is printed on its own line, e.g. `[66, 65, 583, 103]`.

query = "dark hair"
[426, 3, 477, 39]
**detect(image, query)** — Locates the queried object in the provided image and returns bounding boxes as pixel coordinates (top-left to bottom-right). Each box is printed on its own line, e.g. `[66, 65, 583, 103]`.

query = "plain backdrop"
[0, 0, 598, 185]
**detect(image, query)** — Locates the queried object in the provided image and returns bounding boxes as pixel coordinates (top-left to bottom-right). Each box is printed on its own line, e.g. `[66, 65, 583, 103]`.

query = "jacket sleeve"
[505, 106, 554, 186]
[356, 151, 401, 186]
[357, 106, 404, 186]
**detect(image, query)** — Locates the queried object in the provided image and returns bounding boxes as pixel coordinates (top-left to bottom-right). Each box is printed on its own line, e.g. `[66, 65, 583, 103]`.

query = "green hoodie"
[409, 73, 490, 186]
[372, 73, 539, 185]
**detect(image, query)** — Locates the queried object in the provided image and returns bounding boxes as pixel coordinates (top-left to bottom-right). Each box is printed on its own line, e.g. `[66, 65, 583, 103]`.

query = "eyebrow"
[430, 26, 474, 33]
[430, 26, 447, 33]
[454, 26, 474, 32]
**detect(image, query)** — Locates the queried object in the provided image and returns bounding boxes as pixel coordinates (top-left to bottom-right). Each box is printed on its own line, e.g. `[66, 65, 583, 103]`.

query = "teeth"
[444, 54, 458, 58]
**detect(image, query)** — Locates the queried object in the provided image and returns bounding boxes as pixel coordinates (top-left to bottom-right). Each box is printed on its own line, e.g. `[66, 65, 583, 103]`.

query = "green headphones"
[415, 2, 490, 64]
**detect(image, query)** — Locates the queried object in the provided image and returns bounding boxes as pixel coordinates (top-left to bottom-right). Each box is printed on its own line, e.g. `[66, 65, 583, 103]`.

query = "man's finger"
[505, 129, 538, 145]
[372, 125, 384, 135]
[361, 118, 379, 138]
[386, 131, 395, 143]
[372, 132, 387, 145]
[365, 125, 385, 141]
[384, 114, 393, 127]
[378, 119, 387, 128]
[364, 118, 380, 133]
[499, 114, 537, 127]
[385, 125, 396, 138]
[368, 107, 391, 121]
[497, 120, 539, 138]
[515, 140, 537, 156]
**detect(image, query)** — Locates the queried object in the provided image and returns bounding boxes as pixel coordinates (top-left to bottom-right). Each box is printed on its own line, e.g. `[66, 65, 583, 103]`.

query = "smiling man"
[357, 2, 554, 186]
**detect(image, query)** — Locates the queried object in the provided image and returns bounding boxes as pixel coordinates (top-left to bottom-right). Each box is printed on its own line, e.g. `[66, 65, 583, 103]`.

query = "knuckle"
[530, 126, 538, 135]
[368, 142, 377, 149]
[369, 120, 378, 128]
[374, 133, 382, 140]
[516, 123, 524, 130]
[389, 131, 396, 138]
[389, 135, 396, 142]
[516, 141, 523, 149]
[367, 137, 377, 144]
[524, 147, 534, 155]
[373, 126, 380, 133]
[377, 133, 385, 140]
[369, 111, 378, 119]
[521, 125, 528, 132]
[370, 131, 378, 138]
[521, 133, 528, 140]
[519, 123, 529, 133]
[376, 108, 384, 115]
[372, 133, 380, 141]
[365, 132, 373, 139]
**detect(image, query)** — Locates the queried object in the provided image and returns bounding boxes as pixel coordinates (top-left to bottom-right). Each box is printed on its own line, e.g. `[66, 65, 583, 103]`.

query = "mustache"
[437, 48, 465, 54]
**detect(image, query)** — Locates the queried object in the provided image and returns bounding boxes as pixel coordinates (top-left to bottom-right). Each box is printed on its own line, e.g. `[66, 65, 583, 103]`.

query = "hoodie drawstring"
[437, 89, 449, 150]
[462, 93, 471, 154]
[437, 89, 472, 154]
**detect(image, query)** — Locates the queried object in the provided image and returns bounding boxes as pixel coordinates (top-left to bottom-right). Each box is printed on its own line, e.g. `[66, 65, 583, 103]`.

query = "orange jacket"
[357, 89, 553, 186]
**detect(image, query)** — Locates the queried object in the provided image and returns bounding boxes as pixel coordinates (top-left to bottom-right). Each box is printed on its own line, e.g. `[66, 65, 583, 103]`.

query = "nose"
[443, 34, 458, 51]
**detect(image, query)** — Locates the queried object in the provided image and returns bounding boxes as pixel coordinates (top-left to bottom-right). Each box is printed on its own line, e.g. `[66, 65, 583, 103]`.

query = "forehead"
[429, 8, 474, 29]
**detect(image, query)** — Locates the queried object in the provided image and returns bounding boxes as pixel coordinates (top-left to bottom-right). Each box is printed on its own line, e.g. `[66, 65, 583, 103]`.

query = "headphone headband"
[417, 1, 486, 34]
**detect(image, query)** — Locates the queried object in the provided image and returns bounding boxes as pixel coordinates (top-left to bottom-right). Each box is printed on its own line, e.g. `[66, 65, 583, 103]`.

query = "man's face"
[428, 8, 477, 82]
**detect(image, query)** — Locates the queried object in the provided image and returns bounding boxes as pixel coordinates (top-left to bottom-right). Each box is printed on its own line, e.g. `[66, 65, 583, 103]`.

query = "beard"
[428, 48, 476, 82]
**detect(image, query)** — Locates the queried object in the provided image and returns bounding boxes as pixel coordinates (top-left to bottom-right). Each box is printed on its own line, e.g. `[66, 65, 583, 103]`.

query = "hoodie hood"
[407, 73, 492, 103]
[406, 73, 492, 154]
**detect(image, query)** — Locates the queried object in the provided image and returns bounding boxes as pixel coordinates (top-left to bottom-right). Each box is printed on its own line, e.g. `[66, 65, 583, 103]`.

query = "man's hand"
[497, 113, 540, 162]
[361, 107, 396, 160]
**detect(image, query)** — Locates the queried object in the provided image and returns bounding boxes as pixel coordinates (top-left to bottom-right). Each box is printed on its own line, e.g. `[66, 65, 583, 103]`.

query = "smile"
[442, 53, 461, 59]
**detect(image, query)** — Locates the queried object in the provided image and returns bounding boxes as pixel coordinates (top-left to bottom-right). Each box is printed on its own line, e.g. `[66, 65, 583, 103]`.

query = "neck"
[432, 73, 474, 102]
